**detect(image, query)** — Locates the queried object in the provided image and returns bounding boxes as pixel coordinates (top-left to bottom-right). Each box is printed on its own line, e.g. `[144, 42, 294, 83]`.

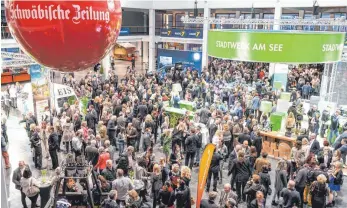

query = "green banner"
[208, 30, 345, 63]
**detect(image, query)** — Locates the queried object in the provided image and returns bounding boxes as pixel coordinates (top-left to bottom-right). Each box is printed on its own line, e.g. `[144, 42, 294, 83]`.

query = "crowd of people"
[3, 58, 347, 208]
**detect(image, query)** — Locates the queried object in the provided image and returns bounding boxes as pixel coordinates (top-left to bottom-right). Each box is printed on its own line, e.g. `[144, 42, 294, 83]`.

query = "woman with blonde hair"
[310, 174, 331, 208]
[285, 112, 296, 136]
[327, 161, 344, 206]
[151, 164, 163, 208]
[212, 130, 223, 146]
[181, 166, 192, 187]
[126, 189, 142, 207]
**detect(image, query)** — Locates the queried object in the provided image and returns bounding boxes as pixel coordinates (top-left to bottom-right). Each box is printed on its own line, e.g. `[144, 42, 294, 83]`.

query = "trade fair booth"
[207, 29, 346, 159]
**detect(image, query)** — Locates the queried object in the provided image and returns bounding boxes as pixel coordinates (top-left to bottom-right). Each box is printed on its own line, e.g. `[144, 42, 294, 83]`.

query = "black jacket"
[175, 185, 191, 208]
[48, 132, 59, 151]
[101, 199, 119, 208]
[185, 134, 198, 153]
[138, 104, 148, 118]
[107, 120, 117, 138]
[229, 159, 252, 182]
[310, 139, 320, 155]
[117, 153, 129, 172]
[259, 171, 271, 194]
[200, 199, 218, 208]
[244, 182, 266, 205]
[209, 152, 223, 173]
[85, 111, 98, 129]
[280, 188, 301, 208]
[159, 189, 175, 206]
[238, 133, 251, 144]
[73, 118, 81, 132]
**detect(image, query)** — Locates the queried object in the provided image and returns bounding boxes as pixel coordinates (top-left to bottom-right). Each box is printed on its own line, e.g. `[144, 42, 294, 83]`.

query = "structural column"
[148, 9, 156, 72]
[201, 1, 210, 69]
[184, 43, 188, 50]
[101, 52, 111, 79]
[143, 41, 149, 63]
[273, 0, 282, 30]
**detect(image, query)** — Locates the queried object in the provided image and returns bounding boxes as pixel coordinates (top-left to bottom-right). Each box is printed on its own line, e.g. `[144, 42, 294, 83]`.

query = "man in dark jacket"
[197, 107, 210, 125]
[184, 128, 198, 169]
[85, 105, 98, 133]
[200, 191, 219, 208]
[207, 150, 223, 192]
[107, 116, 117, 147]
[309, 133, 320, 155]
[30, 126, 42, 169]
[194, 126, 203, 167]
[175, 181, 191, 208]
[85, 140, 99, 166]
[280, 180, 301, 208]
[101, 190, 119, 208]
[295, 164, 309, 208]
[48, 126, 59, 170]
[137, 100, 148, 121]
[73, 113, 81, 132]
[101, 160, 116, 182]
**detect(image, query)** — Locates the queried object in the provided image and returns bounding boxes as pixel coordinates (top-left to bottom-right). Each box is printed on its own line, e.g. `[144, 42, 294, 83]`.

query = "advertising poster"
[29, 65, 50, 120]
[157, 49, 202, 72]
[36, 100, 49, 123]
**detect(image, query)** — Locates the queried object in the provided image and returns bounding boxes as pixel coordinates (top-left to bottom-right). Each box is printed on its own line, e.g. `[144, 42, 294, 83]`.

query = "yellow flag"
[196, 143, 216, 208]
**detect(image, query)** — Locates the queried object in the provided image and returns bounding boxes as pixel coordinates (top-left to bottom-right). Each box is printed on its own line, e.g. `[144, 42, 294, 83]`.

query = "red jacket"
[95, 152, 110, 170]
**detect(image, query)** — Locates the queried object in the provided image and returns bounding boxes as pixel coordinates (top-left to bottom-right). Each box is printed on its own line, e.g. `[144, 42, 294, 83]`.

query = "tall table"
[259, 131, 296, 159]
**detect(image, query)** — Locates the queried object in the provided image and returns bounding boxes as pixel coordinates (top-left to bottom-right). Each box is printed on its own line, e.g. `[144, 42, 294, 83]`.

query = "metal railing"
[1, 26, 149, 39]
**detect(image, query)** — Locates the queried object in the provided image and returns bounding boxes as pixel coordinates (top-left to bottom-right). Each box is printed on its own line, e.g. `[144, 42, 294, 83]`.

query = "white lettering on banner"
[215, 41, 250, 50]
[9, 4, 110, 24]
[322, 44, 344, 52]
[252, 43, 266, 51]
[269, 44, 283, 52]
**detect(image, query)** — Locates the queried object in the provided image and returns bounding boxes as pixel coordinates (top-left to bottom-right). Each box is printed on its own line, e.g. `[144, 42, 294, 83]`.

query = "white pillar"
[137, 41, 142, 57]
[201, 2, 210, 69]
[143, 41, 149, 63]
[184, 43, 188, 50]
[148, 9, 156, 72]
[101, 53, 111, 79]
[273, 1, 282, 30]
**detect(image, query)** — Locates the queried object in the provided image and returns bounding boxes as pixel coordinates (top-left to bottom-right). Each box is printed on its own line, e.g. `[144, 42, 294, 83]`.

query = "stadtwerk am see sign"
[208, 30, 346, 63]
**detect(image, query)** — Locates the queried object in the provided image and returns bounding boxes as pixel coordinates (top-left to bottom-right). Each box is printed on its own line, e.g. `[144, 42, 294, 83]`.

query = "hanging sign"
[208, 30, 345, 63]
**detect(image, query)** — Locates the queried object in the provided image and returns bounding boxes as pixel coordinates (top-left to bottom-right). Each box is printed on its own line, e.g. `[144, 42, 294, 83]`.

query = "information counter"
[260, 131, 295, 159]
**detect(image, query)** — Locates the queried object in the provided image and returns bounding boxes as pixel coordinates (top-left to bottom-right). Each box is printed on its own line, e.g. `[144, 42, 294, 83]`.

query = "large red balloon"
[5, 0, 122, 71]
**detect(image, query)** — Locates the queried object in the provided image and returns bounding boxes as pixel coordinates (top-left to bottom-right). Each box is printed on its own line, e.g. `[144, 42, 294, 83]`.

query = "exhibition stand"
[207, 29, 346, 158]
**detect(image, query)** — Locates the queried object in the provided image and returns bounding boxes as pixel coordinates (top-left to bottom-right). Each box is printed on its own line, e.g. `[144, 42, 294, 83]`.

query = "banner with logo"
[160, 28, 203, 39]
[208, 30, 345, 63]
[29, 65, 50, 122]
[196, 144, 216, 208]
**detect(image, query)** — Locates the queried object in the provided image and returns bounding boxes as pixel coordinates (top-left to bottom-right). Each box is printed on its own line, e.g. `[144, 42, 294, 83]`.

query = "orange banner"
[196, 143, 216, 208]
